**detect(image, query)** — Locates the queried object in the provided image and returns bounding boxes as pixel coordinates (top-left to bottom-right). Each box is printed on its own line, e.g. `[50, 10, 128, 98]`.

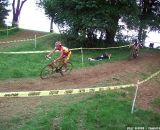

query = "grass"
[7, 31, 158, 80]
[0, 32, 132, 79]
[0, 27, 19, 39]
[1, 89, 160, 130]
[151, 97, 160, 108]
[0, 31, 160, 130]
[0, 31, 159, 80]
[0, 48, 131, 79]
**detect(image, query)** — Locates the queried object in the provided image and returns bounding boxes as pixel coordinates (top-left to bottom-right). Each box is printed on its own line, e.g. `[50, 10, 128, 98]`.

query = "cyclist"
[130, 39, 142, 56]
[46, 41, 71, 67]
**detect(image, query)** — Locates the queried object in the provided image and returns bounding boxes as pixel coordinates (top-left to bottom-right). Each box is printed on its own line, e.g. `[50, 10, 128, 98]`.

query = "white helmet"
[55, 41, 62, 48]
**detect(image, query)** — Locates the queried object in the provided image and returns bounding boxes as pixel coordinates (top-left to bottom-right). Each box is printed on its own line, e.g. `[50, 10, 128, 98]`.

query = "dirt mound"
[0, 29, 45, 43]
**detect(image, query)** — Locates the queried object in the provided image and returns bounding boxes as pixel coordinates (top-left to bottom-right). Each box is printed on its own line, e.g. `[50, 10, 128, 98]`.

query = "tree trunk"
[50, 17, 54, 32]
[105, 29, 116, 46]
[86, 30, 93, 48]
[138, 25, 147, 45]
[99, 32, 104, 42]
[138, 26, 143, 42]
[12, 0, 27, 26]
[86, 29, 98, 47]
[105, 16, 119, 46]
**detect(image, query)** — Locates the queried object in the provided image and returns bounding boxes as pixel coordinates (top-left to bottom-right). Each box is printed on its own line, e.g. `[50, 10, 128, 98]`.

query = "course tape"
[0, 48, 81, 54]
[0, 46, 128, 54]
[0, 50, 51, 54]
[139, 70, 160, 85]
[36, 32, 55, 39]
[0, 38, 34, 44]
[82, 45, 129, 50]
[0, 27, 17, 32]
[0, 84, 135, 97]
[0, 69, 159, 98]
[0, 33, 54, 44]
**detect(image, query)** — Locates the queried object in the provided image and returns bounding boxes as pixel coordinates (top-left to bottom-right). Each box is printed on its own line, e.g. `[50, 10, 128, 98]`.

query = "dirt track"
[0, 53, 159, 93]
[0, 52, 160, 120]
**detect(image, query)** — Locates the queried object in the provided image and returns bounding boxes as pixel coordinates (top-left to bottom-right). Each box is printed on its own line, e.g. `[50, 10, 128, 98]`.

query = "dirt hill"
[0, 52, 160, 112]
[0, 29, 45, 43]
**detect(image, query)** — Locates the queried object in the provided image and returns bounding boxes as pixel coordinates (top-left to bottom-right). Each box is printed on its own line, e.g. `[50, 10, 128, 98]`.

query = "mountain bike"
[40, 58, 73, 79]
[128, 45, 139, 60]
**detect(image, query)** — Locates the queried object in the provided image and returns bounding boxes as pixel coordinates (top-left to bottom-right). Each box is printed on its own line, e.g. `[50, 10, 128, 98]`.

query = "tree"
[0, 0, 10, 27]
[39, 0, 138, 47]
[37, 0, 57, 32]
[137, 0, 160, 43]
[12, 0, 27, 26]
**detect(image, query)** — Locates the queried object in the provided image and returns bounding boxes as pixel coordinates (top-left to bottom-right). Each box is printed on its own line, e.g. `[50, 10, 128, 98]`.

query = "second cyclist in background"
[131, 39, 142, 56]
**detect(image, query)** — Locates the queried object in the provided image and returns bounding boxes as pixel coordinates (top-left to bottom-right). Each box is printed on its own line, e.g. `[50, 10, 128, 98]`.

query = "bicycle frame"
[40, 58, 73, 79]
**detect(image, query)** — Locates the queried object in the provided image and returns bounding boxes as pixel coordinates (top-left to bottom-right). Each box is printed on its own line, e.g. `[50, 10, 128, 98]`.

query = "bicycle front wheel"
[40, 65, 54, 79]
[133, 50, 138, 58]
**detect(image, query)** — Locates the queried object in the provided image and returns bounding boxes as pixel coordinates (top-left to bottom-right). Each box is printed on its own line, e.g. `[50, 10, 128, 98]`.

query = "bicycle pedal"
[62, 70, 66, 72]
[48, 65, 53, 68]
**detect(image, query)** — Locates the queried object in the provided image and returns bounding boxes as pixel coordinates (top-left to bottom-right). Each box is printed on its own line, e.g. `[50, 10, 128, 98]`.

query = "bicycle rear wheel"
[40, 65, 54, 79]
[133, 49, 138, 58]
[128, 48, 137, 60]
[61, 62, 73, 75]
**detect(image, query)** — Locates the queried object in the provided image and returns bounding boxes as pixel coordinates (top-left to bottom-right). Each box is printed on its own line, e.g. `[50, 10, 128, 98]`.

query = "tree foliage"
[0, 0, 10, 27]
[139, 0, 160, 30]
[39, 0, 159, 47]
[137, 0, 160, 42]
